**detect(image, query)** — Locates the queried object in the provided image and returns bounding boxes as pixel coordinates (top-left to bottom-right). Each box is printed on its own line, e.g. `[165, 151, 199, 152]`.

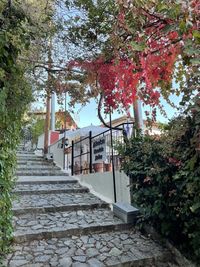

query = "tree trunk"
[44, 91, 51, 154]
[133, 98, 143, 135]
[43, 42, 52, 155]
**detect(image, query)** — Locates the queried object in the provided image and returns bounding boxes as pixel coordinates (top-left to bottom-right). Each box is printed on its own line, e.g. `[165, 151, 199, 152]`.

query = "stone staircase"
[4, 149, 181, 267]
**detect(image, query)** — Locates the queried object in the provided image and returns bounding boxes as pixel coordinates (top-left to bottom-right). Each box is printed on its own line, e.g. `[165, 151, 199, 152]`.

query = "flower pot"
[104, 163, 112, 172]
[93, 162, 104, 173]
[74, 162, 80, 175]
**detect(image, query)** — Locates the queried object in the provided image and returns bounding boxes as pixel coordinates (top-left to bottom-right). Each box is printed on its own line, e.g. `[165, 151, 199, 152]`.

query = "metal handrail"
[65, 122, 134, 153]
[66, 122, 134, 177]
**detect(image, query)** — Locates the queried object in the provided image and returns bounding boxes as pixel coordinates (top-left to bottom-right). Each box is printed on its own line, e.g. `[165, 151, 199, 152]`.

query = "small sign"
[92, 137, 106, 163]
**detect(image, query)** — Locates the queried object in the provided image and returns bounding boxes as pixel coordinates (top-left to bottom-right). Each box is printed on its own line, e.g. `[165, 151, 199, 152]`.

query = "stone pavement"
[4, 148, 181, 266]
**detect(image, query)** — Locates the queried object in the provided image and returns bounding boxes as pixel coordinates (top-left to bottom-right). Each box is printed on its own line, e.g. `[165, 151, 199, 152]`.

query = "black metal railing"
[65, 122, 134, 176]
[21, 127, 32, 150]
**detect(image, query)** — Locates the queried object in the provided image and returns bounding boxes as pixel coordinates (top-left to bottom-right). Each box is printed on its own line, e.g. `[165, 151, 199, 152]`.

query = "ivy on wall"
[0, 1, 32, 263]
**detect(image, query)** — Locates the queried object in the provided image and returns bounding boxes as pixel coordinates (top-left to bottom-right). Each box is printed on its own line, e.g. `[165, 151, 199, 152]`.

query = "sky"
[33, 93, 181, 128]
[70, 95, 181, 128]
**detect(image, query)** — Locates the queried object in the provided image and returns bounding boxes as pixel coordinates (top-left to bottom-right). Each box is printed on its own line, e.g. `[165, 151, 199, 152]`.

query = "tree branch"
[97, 92, 127, 135]
[97, 92, 110, 128]
[8, 0, 11, 8]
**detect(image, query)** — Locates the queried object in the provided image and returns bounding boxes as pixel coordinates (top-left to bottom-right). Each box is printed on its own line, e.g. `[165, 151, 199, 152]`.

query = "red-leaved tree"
[66, 0, 199, 122]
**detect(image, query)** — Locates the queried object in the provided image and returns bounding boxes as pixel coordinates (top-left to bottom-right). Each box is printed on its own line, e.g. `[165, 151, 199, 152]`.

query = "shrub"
[117, 97, 200, 263]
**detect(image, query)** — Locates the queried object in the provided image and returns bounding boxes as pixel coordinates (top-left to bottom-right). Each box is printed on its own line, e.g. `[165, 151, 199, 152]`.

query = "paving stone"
[35, 254, 52, 262]
[120, 233, 129, 240]
[72, 256, 87, 263]
[100, 246, 110, 253]
[104, 257, 121, 266]
[109, 247, 122, 256]
[44, 249, 54, 254]
[23, 264, 43, 267]
[11, 255, 26, 260]
[59, 257, 72, 267]
[67, 247, 77, 256]
[96, 241, 102, 249]
[74, 248, 85, 256]
[72, 263, 89, 267]
[72, 235, 79, 239]
[88, 258, 105, 267]
[57, 247, 69, 255]
[97, 255, 107, 262]
[9, 259, 29, 267]
[86, 248, 99, 258]
[77, 210, 84, 216]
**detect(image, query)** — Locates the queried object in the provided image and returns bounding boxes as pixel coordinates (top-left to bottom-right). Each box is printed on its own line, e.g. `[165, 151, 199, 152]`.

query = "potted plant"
[104, 162, 112, 172]
[93, 162, 104, 172]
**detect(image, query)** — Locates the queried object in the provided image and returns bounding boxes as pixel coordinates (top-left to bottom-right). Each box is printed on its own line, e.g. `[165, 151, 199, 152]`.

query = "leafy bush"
[118, 97, 200, 263]
[30, 118, 45, 148]
[0, 2, 32, 263]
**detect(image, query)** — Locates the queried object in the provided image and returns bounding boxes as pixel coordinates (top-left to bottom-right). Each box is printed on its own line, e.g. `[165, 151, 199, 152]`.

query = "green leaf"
[193, 30, 200, 40]
[179, 20, 186, 33]
[130, 41, 146, 52]
[190, 58, 200, 66]
[157, 3, 168, 13]
[190, 203, 200, 213]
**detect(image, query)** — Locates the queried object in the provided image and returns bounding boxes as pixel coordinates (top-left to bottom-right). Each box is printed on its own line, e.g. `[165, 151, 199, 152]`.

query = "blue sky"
[33, 92, 181, 128]
[63, 95, 181, 128]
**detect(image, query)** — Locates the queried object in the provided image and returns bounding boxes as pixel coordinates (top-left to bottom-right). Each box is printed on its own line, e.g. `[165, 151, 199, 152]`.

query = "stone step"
[17, 153, 39, 157]
[12, 192, 107, 214]
[16, 176, 75, 184]
[17, 156, 44, 161]
[16, 166, 61, 171]
[13, 208, 131, 243]
[16, 151, 35, 155]
[17, 161, 55, 166]
[13, 202, 109, 216]
[16, 170, 68, 176]
[5, 229, 175, 267]
[13, 182, 89, 195]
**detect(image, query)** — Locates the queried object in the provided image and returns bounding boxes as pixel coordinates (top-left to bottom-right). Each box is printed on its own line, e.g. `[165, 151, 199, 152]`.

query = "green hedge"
[0, 2, 32, 263]
[118, 98, 200, 263]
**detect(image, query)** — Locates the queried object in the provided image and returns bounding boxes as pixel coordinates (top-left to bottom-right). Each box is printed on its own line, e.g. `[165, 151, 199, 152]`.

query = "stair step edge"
[13, 188, 89, 195]
[16, 180, 76, 185]
[12, 203, 109, 215]
[13, 223, 132, 243]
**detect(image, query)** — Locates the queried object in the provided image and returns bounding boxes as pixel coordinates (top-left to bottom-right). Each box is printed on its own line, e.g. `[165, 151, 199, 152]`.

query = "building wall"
[48, 138, 64, 169]
[50, 131, 60, 144]
[28, 111, 78, 131]
[103, 115, 162, 136]
[76, 171, 131, 204]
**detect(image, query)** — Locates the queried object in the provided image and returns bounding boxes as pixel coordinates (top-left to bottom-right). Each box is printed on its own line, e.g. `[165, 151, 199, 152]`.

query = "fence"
[21, 127, 32, 150]
[64, 122, 134, 176]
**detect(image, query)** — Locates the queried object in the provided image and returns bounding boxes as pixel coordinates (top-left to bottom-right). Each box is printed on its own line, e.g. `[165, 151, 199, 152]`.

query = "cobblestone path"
[4, 149, 181, 266]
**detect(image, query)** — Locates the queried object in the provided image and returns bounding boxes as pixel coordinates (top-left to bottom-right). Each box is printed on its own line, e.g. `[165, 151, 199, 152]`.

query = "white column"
[138, 99, 144, 131]
[51, 92, 56, 131]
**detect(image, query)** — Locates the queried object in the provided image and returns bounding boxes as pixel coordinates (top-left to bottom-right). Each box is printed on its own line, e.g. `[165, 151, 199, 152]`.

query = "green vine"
[0, 1, 32, 264]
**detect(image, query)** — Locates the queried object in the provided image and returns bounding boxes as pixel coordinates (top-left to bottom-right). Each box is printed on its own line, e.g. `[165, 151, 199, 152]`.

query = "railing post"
[110, 111, 117, 203]
[89, 131, 92, 173]
[63, 137, 65, 170]
[80, 138, 82, 174]
[71, 141, 74, 176]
